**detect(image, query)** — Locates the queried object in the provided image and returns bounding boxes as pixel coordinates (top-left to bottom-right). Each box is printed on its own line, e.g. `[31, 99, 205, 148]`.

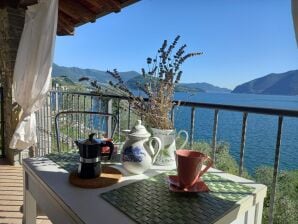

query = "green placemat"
[46, 152, 79, 172]
[45, 152, 121, 173]
[101, 172, 255, 224]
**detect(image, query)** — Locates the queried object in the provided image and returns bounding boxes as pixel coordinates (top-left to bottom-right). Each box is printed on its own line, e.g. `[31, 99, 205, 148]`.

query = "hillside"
[52, 63, 139, 83]
[52, 63, 230, 93]
[179, 82, 231, 93]
[126, 76, 204, 93]
[233, 70, 298, 95]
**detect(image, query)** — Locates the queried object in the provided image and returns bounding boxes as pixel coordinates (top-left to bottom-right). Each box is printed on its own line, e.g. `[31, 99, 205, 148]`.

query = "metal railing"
[35, 90, 113, 155]
[35, 89, 298, 224]
[54, 111, 118, 152]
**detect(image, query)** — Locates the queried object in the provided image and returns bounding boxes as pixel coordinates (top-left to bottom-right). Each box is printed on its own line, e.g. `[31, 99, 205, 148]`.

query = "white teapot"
[121, 120, 161, 174]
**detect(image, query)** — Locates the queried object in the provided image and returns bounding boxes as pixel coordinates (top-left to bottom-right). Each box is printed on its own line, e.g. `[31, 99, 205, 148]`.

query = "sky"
[54, 0, 298, 89]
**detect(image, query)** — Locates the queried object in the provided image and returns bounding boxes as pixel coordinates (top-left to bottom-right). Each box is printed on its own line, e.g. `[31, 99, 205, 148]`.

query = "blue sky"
[54, 0, 298, 89]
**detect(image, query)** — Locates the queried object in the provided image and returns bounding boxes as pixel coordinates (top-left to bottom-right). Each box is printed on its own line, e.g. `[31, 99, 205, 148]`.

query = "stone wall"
[0, 7, 25, 165]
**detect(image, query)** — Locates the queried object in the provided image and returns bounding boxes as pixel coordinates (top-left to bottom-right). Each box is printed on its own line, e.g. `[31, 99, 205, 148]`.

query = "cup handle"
[198, 156, 213, 178]
[176, 130, 189, 149]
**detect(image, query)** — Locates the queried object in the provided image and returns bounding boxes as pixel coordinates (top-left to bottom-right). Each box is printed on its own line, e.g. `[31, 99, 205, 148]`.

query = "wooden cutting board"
[69, 166, 122, 188]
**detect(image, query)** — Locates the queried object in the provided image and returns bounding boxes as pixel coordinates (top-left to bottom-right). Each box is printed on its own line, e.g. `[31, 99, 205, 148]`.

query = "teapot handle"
[149, 137, 162, 164]
[176, 130, 189, 149]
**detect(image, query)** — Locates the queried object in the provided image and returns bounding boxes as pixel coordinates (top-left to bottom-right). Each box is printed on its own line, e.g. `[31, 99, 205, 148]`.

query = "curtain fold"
[9, 0, 58, 150]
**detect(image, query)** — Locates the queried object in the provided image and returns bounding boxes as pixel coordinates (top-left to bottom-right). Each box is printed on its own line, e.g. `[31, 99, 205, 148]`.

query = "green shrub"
[255, 167, 298, 224]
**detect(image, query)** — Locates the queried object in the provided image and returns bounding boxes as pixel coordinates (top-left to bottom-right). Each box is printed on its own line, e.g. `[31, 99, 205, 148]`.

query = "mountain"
[52, 63, 229, 93]
[126, 76, 204, 93]
[52, 76, 75, 86]
[179, 82, 231, 93]
[232, 70, 298, 95]
[125, 76, 231, 93]
[52, 63, 139, 83]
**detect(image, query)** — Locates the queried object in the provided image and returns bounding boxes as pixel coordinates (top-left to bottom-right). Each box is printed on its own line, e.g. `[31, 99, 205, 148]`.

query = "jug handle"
[176, 130, 189, 149]
[149, 137, 162, 164]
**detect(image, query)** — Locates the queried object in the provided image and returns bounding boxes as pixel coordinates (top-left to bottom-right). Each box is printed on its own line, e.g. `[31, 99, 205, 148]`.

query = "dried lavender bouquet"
[108, 35, 202, 129]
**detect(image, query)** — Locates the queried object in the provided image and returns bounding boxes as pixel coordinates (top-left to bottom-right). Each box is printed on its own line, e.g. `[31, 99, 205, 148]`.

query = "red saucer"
[167, 175, 209, 192]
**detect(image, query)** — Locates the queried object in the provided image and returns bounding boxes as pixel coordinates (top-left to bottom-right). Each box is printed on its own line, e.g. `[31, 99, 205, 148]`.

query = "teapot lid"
[77, 133, 101, 145]
[129, 120, 151, 138]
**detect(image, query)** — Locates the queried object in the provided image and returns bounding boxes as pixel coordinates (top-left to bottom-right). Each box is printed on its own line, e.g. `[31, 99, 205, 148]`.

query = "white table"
[23, 157, 267, 224]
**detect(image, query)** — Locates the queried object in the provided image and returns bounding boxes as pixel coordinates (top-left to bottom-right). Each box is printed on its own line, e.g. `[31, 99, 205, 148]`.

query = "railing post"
[66, 94, 70, 151]
[71, 94, 74, 148]
[107, 98, 113, 138]
[46, 93, 51, 154]
[90, 96, 93, 131]
[117, 99, 121, 141]
[83, 95, 86, 135]
[212, 109, 219, 166]
[190, 107, 196, 149]
[268, 115, 283, 224]
[171, 105, 176, 124]
[55, 83, 59, 113]
[35, 111, 40, 156]
[239, 112, 248, 176]
[77, 95, 80, 139]
[40, 105, 44, 154]
[128, 102, 131, 130]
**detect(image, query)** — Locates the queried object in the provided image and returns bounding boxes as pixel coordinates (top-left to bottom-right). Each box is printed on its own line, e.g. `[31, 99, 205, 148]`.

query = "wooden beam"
[107, 0, 122, 13]
[77, 0, 104, 15]
[59, 0, 95, 23]
[56, 0, 140, 35]
[57, 11, 74, 35]
[96, 0, 121, 13]
[57, 28, 72, 36]
[59, 10, 79, 25]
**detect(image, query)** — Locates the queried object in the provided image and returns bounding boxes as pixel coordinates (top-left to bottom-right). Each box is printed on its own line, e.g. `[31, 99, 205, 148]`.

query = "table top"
[23, 153, 267, 224]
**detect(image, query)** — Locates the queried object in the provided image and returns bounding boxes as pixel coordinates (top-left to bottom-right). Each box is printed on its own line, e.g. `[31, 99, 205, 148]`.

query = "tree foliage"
[255, 167, 298, 224]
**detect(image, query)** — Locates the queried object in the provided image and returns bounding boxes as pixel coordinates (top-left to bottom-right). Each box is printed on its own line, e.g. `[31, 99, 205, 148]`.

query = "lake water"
[173, 92, 298, 174]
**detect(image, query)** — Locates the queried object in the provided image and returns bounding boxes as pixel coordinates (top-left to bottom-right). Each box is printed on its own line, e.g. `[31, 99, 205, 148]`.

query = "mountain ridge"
[232, 70, 298, 95]
[52, 63, 230, 93]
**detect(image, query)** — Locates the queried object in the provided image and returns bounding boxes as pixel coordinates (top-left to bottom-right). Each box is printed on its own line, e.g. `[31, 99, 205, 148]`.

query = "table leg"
[24, 190, 37, 223]
[254, 201, 264, 224]
[23, 172, 37, 224]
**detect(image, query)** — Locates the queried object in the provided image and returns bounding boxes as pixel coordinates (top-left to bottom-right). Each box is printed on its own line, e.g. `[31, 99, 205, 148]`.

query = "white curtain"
[293, 0, 298, 46]
[9, 0, 58, 150]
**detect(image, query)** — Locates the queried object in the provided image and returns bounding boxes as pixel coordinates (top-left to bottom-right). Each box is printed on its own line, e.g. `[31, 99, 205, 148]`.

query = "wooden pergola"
[0, 0, 139, 35]
[0, 0, 139, 165]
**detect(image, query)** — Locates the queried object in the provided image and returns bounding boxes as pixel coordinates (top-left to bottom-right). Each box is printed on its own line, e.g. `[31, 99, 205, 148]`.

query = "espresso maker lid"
[77, 133, 102, 145]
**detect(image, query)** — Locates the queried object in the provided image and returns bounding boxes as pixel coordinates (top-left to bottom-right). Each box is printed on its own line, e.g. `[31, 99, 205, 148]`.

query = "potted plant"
[108, 35, 202, 165]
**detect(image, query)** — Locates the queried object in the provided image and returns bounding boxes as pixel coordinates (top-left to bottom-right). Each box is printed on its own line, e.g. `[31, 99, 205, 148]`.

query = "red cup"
[176, 149, 213, 188]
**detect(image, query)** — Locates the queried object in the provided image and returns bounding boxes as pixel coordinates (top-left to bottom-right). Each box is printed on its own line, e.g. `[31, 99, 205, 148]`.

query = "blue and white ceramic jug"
[121, 120, 161, 174]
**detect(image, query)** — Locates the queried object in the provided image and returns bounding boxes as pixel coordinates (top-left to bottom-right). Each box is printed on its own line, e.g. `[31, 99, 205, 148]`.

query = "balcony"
[0, 88, 297, 223]
[0, 0, 297, 223]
